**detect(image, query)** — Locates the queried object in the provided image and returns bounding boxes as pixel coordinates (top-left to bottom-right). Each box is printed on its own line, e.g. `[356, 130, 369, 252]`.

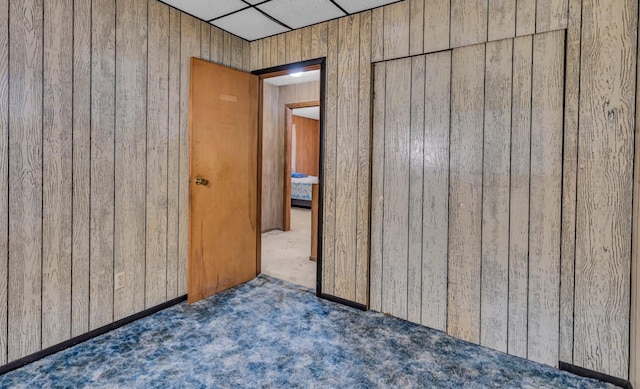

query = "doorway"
[254, 60, 324, 293]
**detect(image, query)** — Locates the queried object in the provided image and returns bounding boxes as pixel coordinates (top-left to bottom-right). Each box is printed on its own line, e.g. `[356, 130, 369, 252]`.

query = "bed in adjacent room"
[291, 173, 318, 208]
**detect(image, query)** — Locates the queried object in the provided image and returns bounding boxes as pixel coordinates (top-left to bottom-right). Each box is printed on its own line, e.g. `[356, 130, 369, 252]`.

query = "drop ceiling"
[160, 0, 403, 41]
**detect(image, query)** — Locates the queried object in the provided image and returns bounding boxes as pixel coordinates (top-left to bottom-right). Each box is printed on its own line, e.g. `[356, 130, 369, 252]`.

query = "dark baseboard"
[0, 295, 187, 376]
[291, 199, 312, 209]
[559, 361, 632, 389]
[319, 293, 367, 311]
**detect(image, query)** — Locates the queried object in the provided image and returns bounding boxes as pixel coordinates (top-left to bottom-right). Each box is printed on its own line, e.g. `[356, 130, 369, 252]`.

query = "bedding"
[291, 175, 318, 201]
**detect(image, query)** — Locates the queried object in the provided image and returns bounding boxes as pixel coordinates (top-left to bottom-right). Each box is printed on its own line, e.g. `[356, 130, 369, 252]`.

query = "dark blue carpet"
[0, 275, 613, 388]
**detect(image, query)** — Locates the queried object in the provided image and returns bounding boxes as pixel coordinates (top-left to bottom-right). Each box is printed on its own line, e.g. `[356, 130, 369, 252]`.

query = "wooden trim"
[284, 100, 321, 232]
[257, 68, 264, 275]
[559, 362, 633, 389]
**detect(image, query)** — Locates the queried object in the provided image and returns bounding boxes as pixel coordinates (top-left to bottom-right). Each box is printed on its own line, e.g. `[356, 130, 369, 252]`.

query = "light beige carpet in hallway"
[261, 207, 316, 289]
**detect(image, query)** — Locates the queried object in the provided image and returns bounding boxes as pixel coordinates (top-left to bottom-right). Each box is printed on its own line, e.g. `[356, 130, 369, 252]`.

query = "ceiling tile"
[212, 8, 289, 41]
[243, 0, 265, 4]
[258, 0, 345, 29]
[333, 0, 401, 14]
[162, 0, 247, 21]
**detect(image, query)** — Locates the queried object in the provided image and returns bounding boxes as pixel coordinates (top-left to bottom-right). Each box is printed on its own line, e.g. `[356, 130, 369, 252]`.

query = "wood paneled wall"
[250, 0, 638, 380]
[261, 81, 319, 231]
[0, 0, 250, 363]
[292, 116, 319, 176]
[371, 31, 565, 367]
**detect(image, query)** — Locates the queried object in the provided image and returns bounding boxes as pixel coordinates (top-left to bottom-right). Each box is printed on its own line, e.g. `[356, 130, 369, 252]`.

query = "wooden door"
[188, 58, 259, 304]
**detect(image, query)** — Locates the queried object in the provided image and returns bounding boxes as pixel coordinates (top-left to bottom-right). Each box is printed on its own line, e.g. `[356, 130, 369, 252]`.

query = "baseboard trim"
[320, 293, 367, 311]
[0, 295, 187, 376]
[559, 361, 632, 389]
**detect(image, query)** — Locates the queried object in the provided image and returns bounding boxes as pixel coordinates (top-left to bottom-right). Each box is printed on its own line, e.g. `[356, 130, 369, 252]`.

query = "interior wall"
[261, 81, 319, 232]
[371, 31, 565, 367]
[292, 116, 320, 176]
[0, 0, 250, 364]
[250, 0, 638, 380]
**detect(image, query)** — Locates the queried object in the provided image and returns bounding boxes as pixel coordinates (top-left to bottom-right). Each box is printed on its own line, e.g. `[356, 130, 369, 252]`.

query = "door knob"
[195, 176, 209, 186]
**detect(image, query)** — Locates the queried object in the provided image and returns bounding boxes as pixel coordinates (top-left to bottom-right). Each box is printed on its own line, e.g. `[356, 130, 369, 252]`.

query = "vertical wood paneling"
[632, 7, 640, 384]
[407, 56, 425, 324]
[242, 40, 251, 72]
[231, 35, 243, 70]
[166, 7, 181, 300]
[447, 43, 485, 344]
[334, 15, 360, 300]
[146, 0, 169, 309]
[8, 0, 43, 360]
[71, 0, 91, 339]
[211, 27, 224, 65]
[450, 0, 488, 48]
[322, 20, 338, 295]
[370, 63, 386, 312]
[250, 41, 258, 71]
[262, 36, 271, 69]
[536, 0, 568, 32]
[286, 28, 302, 64]
[90, 0, 115, 330]
[178, 14, 200, 296]
[420, 51, 450, 332]
[508, 35, 532, 359]
[516, 0, 536, 36]
[381, 58, 411, 319]
[355, 11, 371, 306]
[383, 0, 410, 60]
[42, 0, 73, 348]
[409, 0, 424, 56]
[480, 38, 512, 353]
[488, 0, 516, 41]
[277, 34, 286, 66]
[371, 7, 384, 62]
[200, 21, 210, 61]
[0, 0, 7, 364]
[574, 0, 637, 378]
[559, 0, 582, 363]
[528, 30, 564, 366]
[223, 31, 231, 67]
[424, 0, 450, 53]
[270, 36, 279, 68]
[311, 22, 327, 59]
[301, 26, 312, 61]
[114, 0, 147, 321]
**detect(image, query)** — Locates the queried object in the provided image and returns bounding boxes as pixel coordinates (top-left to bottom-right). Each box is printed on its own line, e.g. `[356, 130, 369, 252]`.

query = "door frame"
[253, 58, 326, 296]
[284, 101, 320, 232]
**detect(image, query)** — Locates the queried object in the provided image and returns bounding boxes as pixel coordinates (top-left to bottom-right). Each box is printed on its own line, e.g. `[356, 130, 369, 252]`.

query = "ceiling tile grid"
[162, 0, 403, 41]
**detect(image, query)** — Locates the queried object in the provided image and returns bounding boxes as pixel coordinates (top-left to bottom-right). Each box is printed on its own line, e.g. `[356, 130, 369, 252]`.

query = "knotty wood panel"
[383, 0, 410, 60]
[146, 0, 169, 308]
[42, 0, 73, 348]
[322, 19, 338, 295]
[528, 30, 564, 367]
[355, 11, 372, 305]
[370, 63, 386, 312]
[450, 0, 488, 48]
[166, 6, 181, 300]
[292, 116, 319, 176]
[71, 0, 91, 339]
[178, 14, 200, 296]
[311, 22, 327, 60]
[559, 0, 582, 363]
[480, 38, 512, 353]
[536, 0, 568, 32]
[0, 0, 7, 365]
[407, 56, 425, 324]
[409, 0, 424, 55]
[8, 0, 43, 360]
[381, 58, 411, 320]
[508, 35, 532, 359]
[488, 0, 516, 41]
[421, 51, 450, 332]
[115, 0, 147, 321]
[447, 43, 485, 344]
[335, 14, 360, 300]
[574, 0, 637, 378]
[424, 0, 449, 53]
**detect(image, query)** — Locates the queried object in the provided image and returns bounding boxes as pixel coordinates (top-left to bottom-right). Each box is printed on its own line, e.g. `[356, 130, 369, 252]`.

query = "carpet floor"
[0, 275, 614, 388]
